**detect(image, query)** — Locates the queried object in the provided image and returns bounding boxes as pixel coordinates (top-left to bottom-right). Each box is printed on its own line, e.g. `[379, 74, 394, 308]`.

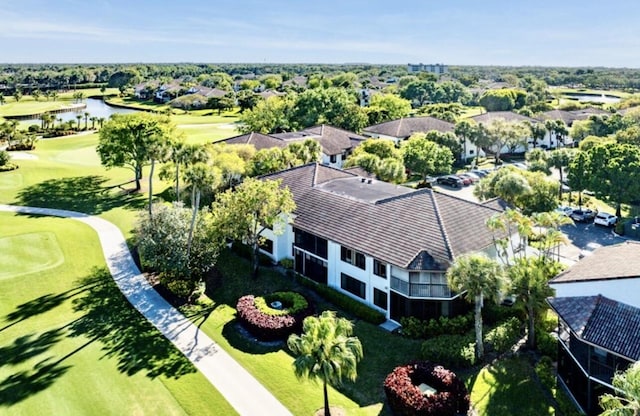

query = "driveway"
[432, 183, 479, 202]
[558, 221, 626, 263]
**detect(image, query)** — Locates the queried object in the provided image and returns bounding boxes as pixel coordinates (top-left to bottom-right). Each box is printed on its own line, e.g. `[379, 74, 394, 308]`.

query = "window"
[373, 288, 387, 310]
[341, 246, 366, 270]
[294, 228, 328, 259]
[330, 154, 337, 163]
[373, 259, 387, 278]
[259, 238, 273, 254]
[341, 273, 366, 299]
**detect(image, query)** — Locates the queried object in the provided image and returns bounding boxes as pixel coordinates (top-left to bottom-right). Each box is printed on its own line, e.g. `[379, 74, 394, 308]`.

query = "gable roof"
[569, 107, 611, 119]
[551, 241, 640, 284]
[539, 109, 580, 125]
[221, 125, 365, 156]
[262, 163, 504, 269]
[362, 116, 454, 139]
[471, 111, 538, 124]
[548, 295, 640, 361]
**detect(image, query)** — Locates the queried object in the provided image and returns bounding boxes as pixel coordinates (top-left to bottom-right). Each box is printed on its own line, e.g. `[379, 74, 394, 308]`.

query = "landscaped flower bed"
[236, 291, 313, 341]
[384, 361, 470, 416]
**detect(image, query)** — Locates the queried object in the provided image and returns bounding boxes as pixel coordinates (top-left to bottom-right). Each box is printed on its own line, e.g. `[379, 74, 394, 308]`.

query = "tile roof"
[471, 111, 538, 124]
[262, 163, 504, 269]
[362, 116, 454, 139]
[221, 125, 365, 156]
[618, 106, 640, 116]
[539, 110, 579, 125]
[548, 295, 640, 361]
[551, 241, 640, 283]
[569, 107, 611, 119]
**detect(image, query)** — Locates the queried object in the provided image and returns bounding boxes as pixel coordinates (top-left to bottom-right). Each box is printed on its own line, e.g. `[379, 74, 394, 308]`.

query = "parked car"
[456, 175, 472, 186]
[460, 172, 480, 183]
[555, 205, 573, 217]
[570, 208, 597, 222]
[470, 169, 488, 178]
[436, 175, 464, 188]
[594, 212, 617, 227]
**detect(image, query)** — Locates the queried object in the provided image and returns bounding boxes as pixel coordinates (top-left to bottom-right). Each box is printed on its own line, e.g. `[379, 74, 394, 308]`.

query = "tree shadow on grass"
[0, 357, 70, 407]
[14, 175, 145, 215]
[0, 280, 101, 333]
[68, 268, 197, 379]
[221, 320, 285, 355]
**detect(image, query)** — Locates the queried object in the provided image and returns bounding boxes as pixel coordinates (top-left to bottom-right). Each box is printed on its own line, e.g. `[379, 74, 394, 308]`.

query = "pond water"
[20, 98, 137, 126]
[564, 93, 621, 104]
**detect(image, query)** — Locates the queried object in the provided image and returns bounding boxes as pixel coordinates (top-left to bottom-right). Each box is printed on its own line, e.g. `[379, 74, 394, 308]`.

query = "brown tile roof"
[551, 241, 640, 284]
[220, 132, 288, 150]
[539, 110, 579, 125]
[471, 111, 538, 124]
[569, 107, 611, 119]
[548, 295, 640, 361]
[618, 106, 640, 116]
[362, 116, 455, 139]
[271, 125, 366, 155]
[262, 163, 503, 269]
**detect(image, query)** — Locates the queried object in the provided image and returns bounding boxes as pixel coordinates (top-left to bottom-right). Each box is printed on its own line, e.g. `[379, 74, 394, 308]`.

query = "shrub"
[254, 292, 308, 316]
[535, 355, 555, 389]
[421, 334, 476, 368]
[232, 243, 273, 267]
[483, 302, 523, 325]
[279, 258, 294, 270]
[400, 313, 473, 339]
[536, 329, 558, 359]
[0, 150, 11, 166]
[236, 293, 313, 341]
[484, 317, 522, 353]
[384, 361, 470, 416]
[296, 276, 385, 325]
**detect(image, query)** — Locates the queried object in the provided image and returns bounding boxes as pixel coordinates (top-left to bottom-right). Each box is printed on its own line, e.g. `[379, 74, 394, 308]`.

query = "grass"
[0, 89, 120, 117]
[0, 212, 236, 415]
[468, 356, 555, 416]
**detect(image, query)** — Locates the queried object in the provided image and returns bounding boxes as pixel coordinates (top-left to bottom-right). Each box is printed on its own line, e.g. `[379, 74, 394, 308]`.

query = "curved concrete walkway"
[0, 204, 292, 416]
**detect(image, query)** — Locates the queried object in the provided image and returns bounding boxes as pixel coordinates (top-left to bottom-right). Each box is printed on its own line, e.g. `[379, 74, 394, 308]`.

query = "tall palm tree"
[172, 142, 209, 200]
[146, 140, 173, 217]
[97, 117, 106, 129]
[89, 116, 98, 130]
[599, 361, 640, 415]
[75, 114, 83, 131]
[547, 148, 575, 198]
[287, 311, 363, 416]
[446, 254, 505, 360]
[183, 162, 219, 259]
[83, 112, 90, 130]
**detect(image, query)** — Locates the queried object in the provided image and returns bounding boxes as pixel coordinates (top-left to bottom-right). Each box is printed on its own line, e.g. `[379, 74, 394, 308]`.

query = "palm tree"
[32, 89, 41, 102]
[547, 148, 575, 198]
[288, 311, 363, 416]
[13, 90, 22, 102]
[75, 114, 83, 131]
[172, 142, 208, 200]
[89, 116, 98, 130]
[97, 117, 106, 129]
[146, 140, 172, 217]
[599, 361, 640, 415]
[183, 162, 219, 258]
[52, 91, 59, 101]
[83, 112, 90, 130]
[0, 93, 5, 105]
[446, 254, 505, 360]
[508, 257, 555, 350]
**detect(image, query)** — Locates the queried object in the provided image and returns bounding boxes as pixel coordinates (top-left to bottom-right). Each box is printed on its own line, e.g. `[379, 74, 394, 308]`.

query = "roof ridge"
[436, 191, 505, 213]
[374, 187, 427, 205]
[430, 190, 454, 261]
[396, 117, 404, 138]
[580, 294, 603, 335]
[258, 162, 316, 180]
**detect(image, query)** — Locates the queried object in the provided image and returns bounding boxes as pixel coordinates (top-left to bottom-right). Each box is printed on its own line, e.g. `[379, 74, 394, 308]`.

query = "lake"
[564, 93, 621, 104]
[20, 98, 137, 126]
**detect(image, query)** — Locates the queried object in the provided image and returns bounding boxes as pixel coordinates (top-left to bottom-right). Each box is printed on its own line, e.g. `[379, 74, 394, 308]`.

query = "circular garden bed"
[384, 361, 470, 416]
[236, 291, 314, 341]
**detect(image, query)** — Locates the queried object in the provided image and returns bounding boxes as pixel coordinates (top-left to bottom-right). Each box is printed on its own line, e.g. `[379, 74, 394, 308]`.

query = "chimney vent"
[367, 179, 373, 184]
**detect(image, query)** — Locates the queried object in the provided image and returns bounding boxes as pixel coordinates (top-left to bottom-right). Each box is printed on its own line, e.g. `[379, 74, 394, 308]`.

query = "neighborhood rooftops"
[548, 295, 640, 361]
[262, 163, 504, 270]
[362, 116, 454, 139]
[551, 241, 640, 284]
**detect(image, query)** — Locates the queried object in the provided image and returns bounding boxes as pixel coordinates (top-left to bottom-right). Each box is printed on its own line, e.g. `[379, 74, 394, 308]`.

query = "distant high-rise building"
[407, 63, 448, 74]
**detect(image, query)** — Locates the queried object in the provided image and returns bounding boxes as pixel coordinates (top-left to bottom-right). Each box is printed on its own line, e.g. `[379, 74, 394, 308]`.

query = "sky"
[1, 0, 640, 67]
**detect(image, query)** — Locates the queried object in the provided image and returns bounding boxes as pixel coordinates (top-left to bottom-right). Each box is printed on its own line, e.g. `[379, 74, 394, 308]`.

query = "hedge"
[296, 276, 386, 325]
[421, 334, 477, 369]
[384, 361, 470, 416]
[484, 317, 522, 354]
[400, 313, 473, 340]
[236, 292, 313, 341]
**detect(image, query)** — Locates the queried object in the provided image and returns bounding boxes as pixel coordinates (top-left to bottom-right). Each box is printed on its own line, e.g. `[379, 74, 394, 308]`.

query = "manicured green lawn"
[468, 356, 555, 416]
[0, 212, 236, 415]
[0, 89, 120, 117]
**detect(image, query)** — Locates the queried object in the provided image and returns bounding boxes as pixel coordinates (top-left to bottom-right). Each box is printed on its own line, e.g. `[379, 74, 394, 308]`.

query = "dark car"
[570, 209, 596, 222]
[436, 175, 464, 188]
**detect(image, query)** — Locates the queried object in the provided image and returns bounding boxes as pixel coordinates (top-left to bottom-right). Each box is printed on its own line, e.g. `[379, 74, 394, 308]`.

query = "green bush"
[297, 276, 385, 325]
[484, 317, 522, 353]
[255, 292, 308, 316]
[536, 330, 558, 359]
[0, 150, 11, 166]
[163, 276, 196, 299]
[421, 334, 476, 368]
[400, 313, 473, 339]
[535, 356, 555, 389]
[279, 258, 294, 269]
[483, 302, 523, 325]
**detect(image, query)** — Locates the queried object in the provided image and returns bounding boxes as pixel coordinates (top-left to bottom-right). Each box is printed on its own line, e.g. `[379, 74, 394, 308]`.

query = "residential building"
[407, 63, 448, 74]
[548, 241, 640, 415]
[471, 111, 556, 152]
[220, 125, 366, 168]
[258, 163, 507, 322]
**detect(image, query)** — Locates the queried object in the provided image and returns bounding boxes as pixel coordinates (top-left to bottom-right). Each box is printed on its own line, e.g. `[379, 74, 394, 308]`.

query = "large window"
[373, 259, 387, 278]
[341, 273, 366, 299]
[259, 238, 273, 254]
[341, 246, 366, 270]
[294, 228, 328, 259]
[373, 288, 388, 310]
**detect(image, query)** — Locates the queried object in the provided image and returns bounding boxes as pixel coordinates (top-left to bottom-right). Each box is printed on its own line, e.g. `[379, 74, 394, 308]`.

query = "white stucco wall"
[550, 278, 640, 309]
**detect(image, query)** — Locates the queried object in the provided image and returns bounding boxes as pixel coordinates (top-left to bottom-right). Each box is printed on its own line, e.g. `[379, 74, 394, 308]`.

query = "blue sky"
[2, 0, 639, 67]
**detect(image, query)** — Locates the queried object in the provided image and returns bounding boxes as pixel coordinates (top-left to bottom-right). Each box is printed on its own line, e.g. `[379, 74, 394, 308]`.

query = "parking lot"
[432, 179, 627, 265]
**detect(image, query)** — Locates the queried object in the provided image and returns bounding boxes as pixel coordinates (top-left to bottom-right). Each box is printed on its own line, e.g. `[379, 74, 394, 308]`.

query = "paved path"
[0, 204, 292, 416]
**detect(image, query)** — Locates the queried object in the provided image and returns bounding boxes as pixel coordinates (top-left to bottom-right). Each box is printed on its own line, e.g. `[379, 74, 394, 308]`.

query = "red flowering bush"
[236, 293, 313, 341]
[384, 361, 470, 416]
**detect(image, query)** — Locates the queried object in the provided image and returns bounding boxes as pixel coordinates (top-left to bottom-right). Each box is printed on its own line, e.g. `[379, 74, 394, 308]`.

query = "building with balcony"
[548, 241, 640, 415]
[258, 163, 507, 322]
